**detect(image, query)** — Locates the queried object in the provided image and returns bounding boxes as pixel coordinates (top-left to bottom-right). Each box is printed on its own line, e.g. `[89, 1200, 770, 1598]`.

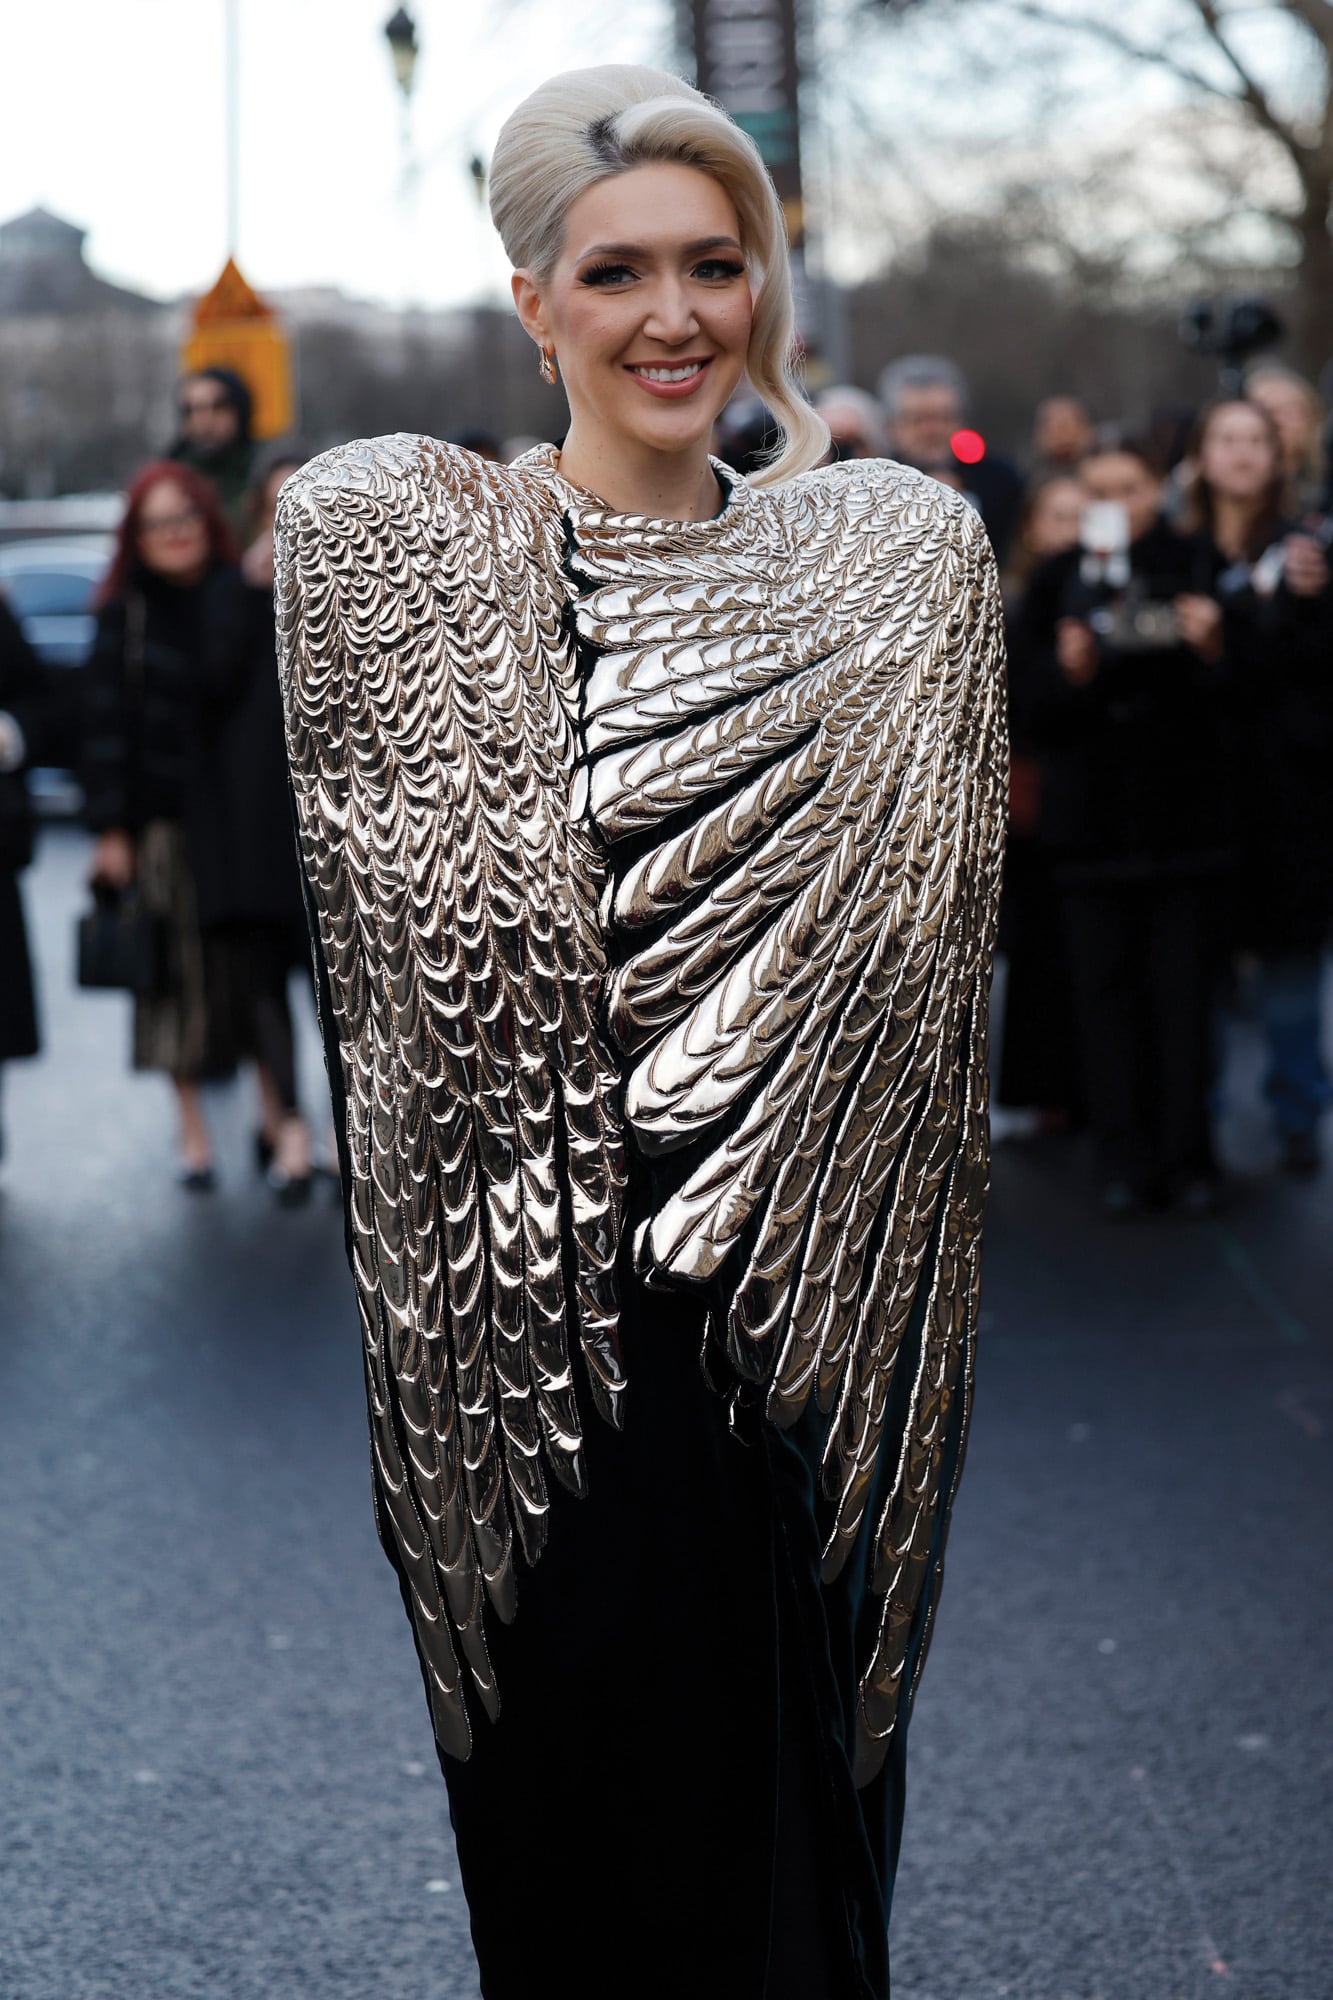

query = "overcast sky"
[1, 1, 1306, 316]
[0, 0, 671, 310]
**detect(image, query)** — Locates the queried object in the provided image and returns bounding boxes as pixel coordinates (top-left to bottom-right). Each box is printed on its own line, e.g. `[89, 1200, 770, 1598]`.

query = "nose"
[641, 275, 700, 347]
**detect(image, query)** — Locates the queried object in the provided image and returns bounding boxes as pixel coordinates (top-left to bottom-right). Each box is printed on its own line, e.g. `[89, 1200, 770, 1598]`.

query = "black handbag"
[74, 591, 167, 998]
[76, 884, 168, 997]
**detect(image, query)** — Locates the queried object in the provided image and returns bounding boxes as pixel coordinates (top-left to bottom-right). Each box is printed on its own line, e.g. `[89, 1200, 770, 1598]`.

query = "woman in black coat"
[82, 460, 240, 1186]
[1017, 439, 1230, 1214]
[0, 596, 48, 1157]
[189, 449, 314, 1199]
[1181, 398, 1333, 1175]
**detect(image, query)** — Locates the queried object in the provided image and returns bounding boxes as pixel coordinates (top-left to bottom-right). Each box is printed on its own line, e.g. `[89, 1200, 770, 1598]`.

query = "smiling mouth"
[626, 360, 710, 383]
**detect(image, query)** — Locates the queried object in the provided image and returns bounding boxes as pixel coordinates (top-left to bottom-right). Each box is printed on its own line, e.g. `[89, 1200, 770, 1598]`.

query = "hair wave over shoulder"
[488, 64, 827, 488]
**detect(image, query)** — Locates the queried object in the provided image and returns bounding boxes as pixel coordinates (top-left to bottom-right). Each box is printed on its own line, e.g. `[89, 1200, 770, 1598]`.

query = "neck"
[556, 422, 721, 522]
[1212, 494, 1258, 559]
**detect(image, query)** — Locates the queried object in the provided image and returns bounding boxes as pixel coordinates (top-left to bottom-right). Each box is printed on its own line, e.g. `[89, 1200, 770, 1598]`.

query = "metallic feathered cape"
[275, 436, 1006, 1783]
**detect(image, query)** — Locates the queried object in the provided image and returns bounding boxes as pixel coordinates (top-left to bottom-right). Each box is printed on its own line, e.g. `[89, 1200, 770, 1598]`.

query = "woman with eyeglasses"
[82, 462, 239, 1187]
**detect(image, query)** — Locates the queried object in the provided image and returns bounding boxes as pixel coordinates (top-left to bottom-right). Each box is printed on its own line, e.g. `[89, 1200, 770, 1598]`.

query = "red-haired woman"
[83, 461, 239, 1186]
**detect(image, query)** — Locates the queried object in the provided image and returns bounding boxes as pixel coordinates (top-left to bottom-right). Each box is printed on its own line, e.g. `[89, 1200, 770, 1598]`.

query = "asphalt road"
[2, 826, 1330, 2000]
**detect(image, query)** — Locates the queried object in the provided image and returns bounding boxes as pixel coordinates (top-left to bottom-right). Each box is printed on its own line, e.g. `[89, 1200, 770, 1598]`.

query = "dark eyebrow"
[575, 235, 744, 261]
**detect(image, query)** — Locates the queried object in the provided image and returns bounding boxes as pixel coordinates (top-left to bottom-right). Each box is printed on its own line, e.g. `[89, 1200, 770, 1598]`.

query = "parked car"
[0, 535, 113, 813]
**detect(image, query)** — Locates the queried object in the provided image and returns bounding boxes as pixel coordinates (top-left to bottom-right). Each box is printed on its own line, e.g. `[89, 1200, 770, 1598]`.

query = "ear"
[511, 269, 550, 350]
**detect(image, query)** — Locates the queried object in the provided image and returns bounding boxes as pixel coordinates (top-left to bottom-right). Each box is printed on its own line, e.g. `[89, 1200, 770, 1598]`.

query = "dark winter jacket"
[0, 595, 50, 873]
[0, 596, 47, 1061]
[187, 566, 306, 935]
[169, 436, 256, 541]
[1214, 534, 1333, 954]
[1015, 522, 1229, 874]
[81, 566, 228, 835]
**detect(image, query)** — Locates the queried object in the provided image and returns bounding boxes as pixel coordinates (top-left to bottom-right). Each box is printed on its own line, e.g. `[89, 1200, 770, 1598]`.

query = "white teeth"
[632, 364, 705, 383]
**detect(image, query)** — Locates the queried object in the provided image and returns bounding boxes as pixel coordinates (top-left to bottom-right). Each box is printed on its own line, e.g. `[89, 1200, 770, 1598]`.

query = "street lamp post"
[384, 8, 419, 99]
[384, 7, 420, 193]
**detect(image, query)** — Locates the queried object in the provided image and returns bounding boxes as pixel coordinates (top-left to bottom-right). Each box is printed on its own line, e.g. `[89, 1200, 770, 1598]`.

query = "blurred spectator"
[82, 463, 239, 1188]
[190, 446, 316, 1203]
[1181, 397, 1333, 1175]
[814, 385, 886, 460]
[715, 397, 782, 478]
[1017, 439, 1229, 1214]
[171, 368, 256, 538]
[878, 354, 1023, 563]
[1005, 473, 1084, 593]
[0, 597, 49, 1160]
[1149, 402, 1202, 525]
[997, 472, 1084, 1129]
[1030, 395, 1094, 475]
[1244, 363, 1326, 512]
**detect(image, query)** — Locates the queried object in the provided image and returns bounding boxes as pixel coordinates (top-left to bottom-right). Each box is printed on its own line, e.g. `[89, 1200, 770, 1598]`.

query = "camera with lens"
[1075, 500, 1181, 652]
[1088, 586, 1181, 652]
[1179, 295, 1284, 394]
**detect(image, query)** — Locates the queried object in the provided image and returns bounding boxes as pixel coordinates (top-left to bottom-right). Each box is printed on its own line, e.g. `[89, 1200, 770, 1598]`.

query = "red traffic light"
[951, 428, 986, 466]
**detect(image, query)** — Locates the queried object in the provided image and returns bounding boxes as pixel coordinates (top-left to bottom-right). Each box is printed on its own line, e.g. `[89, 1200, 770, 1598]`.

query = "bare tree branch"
[1000, 0, 1310, 163]
[1187, 0, 1307, 155]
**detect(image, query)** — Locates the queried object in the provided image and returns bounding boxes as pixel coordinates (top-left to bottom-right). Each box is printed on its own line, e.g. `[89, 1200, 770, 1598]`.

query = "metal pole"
[225, 0, 240, 258]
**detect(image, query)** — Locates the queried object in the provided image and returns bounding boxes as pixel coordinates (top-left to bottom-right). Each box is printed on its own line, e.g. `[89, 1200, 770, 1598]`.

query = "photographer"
[1181, 398, 1333, 1175]
[1017, 438, 1229, 1215]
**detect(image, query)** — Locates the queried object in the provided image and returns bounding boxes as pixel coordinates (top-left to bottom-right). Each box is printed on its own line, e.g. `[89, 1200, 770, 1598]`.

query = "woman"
[0, 596, 48, 1161]
[82, 461, 238, 1187]
[277, 66, 1005, 1999]
[1181, 398, 1333, 1175]
[996, 472, 1085, 1129]
[192, 449, 315, 1201]
[1245, 363, 1326, 514]
[1019, 438, 1229, 1215]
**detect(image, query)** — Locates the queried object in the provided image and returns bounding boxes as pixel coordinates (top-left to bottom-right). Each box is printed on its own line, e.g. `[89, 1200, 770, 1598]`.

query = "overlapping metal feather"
[276, 436, 626, 1761]
[276, 433, 1006, 1781]
[557, 447, 1006, 1778]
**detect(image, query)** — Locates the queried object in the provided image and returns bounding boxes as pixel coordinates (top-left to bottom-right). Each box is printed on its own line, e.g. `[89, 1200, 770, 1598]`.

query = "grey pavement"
[2, 825, 1330, 2000]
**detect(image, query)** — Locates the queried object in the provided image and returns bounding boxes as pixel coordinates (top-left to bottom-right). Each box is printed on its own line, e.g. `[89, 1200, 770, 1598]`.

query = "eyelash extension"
[580, 262, 634, 285]
[578, 258, 747, 286]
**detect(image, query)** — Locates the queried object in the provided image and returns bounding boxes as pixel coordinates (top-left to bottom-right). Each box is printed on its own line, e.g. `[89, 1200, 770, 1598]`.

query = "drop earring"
[538, 347, 558, 386]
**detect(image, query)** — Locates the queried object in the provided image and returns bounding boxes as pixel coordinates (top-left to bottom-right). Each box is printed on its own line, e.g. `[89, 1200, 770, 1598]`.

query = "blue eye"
[694, 258, 746, 281]
[580, 261, 635, 286]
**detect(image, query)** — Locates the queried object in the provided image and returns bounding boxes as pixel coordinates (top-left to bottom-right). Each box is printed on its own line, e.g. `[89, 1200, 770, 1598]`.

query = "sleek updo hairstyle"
[488, 64, 828, 487]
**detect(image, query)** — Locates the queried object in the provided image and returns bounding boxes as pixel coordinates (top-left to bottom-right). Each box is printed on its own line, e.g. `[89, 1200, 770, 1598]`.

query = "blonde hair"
[488, 64, 827, 487]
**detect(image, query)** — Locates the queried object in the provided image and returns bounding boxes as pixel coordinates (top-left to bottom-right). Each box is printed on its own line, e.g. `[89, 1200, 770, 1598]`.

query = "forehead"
[899, 382, 959, 410]
[139, 478, 192, 514]
[1207, 405, 1269, 442]
[1250, 376, 1306, 411]
[1082, 452, 1153, 484]
[1036, 478, 1082, 509]
[562, 161, 741, 257]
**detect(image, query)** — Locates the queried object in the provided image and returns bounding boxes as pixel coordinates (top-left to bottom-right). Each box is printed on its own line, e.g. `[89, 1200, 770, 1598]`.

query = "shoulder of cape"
[274, 431, 566, 576]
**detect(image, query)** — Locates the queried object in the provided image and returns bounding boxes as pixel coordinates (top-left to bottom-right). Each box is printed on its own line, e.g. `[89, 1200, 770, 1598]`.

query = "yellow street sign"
[182, 257, 294, 440]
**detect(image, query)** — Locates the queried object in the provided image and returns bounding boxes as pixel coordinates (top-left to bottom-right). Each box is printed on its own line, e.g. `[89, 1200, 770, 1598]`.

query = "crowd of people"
[0, 353, 1329, 1212]
[815, 356, 1331, 1213]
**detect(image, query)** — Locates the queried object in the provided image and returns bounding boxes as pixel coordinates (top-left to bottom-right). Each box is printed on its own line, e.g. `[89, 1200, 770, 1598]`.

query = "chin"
[625, 403, 728, 459]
